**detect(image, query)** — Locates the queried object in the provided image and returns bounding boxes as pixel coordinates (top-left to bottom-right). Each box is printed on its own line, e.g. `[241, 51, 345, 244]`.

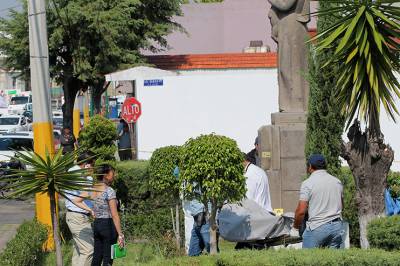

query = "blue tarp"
[385, 189, 400, 216]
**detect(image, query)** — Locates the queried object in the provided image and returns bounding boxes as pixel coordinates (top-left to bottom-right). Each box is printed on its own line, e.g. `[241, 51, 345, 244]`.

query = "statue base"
[258, 112, 307, 212]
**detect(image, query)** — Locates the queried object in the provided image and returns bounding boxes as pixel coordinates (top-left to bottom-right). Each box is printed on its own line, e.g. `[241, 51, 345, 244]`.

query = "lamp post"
[28, 0, 55, 250]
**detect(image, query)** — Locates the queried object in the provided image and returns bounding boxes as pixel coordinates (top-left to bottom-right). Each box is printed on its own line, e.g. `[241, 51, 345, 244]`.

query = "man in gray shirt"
[291, 154, 344, 248]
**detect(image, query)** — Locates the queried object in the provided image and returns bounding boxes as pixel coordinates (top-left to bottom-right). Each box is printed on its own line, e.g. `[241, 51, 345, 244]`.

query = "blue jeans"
[302, 220, 345, 249]
[188, 222, 210, 256]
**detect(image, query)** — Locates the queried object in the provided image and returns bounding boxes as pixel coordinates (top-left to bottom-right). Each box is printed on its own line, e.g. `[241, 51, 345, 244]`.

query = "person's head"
[77, 152, 95, 168]
[123, 123, 129, 132]
[243, 152, 252, 167]
[119, 119, 125, 124]
[63, 127, 71, 135]
[96, 164, 115, 185]
[307, 154, 327, 173]
[254, 136, 259, 151]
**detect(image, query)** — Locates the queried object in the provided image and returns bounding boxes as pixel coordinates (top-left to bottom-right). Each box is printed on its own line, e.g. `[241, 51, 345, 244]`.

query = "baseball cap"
[308, 154, 326, 169]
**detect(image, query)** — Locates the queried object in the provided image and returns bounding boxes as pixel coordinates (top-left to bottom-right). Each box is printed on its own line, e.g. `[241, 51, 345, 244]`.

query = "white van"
[8, 95, 32, 115]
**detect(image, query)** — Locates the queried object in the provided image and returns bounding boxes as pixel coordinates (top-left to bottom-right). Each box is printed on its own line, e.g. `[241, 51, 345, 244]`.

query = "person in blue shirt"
[175, 166, 215, 256]
[64, 153, 94, 266]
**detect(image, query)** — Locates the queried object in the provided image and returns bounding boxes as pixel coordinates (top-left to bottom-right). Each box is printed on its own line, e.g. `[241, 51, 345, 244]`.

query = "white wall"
[135, 68, 400, 172]
[136, 68, 278, 159]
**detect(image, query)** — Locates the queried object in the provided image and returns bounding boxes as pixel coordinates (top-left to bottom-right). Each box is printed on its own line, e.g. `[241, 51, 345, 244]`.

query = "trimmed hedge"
[368, 215, 400, 251]
[149, 249, 400, 266]
[114, 161, 176, 240]
[0, 219, 48, 266]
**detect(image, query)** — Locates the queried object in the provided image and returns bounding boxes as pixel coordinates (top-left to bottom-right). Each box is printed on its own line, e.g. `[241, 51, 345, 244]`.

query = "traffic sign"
[121, 97, 142, 123]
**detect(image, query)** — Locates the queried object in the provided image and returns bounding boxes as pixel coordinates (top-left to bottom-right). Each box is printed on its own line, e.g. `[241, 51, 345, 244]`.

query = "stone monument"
[259, 0, 310, 211]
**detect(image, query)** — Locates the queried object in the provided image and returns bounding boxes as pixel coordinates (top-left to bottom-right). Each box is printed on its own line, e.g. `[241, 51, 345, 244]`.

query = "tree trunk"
[91, 81, 110, 115]
[49, 192, 63, 266]
[342, 120, 394, 248]
[62, 76, 80, 129]
[175, 203, 181, 249]
[209, 203, 218, 255]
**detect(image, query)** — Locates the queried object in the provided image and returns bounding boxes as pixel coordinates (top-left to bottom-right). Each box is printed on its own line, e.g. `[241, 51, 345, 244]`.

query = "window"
[10, 96, 29, 105]
[0, 138, 33, 151]
[0, 118, 20, 125]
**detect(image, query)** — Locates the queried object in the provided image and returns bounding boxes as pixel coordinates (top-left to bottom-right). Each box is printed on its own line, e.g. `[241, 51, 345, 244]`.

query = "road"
[0, 198, 35, 252]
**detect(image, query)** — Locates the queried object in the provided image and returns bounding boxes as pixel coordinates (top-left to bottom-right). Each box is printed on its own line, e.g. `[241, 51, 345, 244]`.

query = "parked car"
[0, 131, 60, 161]
[0, 115, 29, 133]
[0, 132, 34, 162]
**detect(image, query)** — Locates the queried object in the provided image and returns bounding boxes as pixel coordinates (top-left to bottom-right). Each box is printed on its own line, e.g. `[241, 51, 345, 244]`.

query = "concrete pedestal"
[258, 112, 307, 212]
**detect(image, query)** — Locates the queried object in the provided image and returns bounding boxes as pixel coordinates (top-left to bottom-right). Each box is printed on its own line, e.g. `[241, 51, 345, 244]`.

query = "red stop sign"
[121, 97, 142, 123]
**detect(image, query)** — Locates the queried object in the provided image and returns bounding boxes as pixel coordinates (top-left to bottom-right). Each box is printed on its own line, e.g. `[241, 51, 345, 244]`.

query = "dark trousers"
[92, 218, 117, 266]
[118, 149, 132, 161]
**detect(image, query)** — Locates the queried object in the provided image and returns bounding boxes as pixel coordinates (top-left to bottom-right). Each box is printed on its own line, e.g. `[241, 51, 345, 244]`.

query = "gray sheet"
[219, 199, 294, 242]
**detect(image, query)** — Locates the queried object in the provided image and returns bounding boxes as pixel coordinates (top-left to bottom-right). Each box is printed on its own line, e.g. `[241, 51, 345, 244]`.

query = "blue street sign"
[144, 79, 163, 87]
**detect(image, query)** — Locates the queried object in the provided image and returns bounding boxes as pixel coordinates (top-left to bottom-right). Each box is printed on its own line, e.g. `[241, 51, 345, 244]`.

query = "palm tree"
[4, 149, 94, 266]
[312, 0, 400, 248]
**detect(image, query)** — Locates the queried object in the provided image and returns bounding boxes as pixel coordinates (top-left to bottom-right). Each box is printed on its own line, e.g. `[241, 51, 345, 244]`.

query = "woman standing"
[74, 164, 124, 266]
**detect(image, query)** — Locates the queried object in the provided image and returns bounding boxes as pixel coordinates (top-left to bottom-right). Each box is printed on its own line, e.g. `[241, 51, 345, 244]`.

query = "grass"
[41, 240, 400, 266]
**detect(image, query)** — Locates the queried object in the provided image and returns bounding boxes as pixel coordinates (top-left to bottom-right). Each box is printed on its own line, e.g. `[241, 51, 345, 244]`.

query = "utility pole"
[28, 0, 55, 250]
[73, 93, 81, 138]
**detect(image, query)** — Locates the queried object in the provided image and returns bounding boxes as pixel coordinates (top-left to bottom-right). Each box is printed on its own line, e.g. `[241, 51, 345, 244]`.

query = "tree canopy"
[0, 0, 183, 127]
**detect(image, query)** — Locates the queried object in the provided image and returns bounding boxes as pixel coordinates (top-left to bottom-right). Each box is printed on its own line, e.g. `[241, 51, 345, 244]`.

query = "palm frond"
[3, 149, 96, 199]
[313, 0, 400, 134]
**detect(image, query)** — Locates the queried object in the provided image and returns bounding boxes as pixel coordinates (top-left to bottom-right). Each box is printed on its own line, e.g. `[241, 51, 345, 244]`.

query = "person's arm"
[293, 200, 308, 229]
[109, 198, 124, 247]
[73, 192, 94, 216]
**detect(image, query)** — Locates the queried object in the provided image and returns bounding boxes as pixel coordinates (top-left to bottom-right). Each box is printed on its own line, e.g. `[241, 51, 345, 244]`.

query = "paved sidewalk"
[0, 198, 35, 252]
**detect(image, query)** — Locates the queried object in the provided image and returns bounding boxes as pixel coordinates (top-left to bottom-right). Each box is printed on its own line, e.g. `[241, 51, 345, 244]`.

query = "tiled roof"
[146, 53, 277, 70]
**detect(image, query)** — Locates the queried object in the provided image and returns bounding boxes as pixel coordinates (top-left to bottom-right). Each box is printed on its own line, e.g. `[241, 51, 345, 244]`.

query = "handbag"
[111, 243, 127, 259]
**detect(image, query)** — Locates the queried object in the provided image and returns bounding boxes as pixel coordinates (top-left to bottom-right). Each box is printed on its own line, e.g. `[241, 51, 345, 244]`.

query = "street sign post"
[121, 97, 142, 159]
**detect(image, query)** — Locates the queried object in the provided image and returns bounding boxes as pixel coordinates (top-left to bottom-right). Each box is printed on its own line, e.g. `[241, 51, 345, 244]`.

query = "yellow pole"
[28, 0, 55, 250]
[73, 93, 81, 139]
[83, 91, 90, 126]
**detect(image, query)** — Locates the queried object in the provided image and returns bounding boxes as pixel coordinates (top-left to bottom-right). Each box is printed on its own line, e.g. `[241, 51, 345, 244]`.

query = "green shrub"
[368, 215, 400, 251]
[149, 145, 181, 199]
[387, 171, 400, 198]
[338, 167, 359, 247]
[78, 115, 117, 165]
[114, 161, 176, 241]
[0, 219, 48, 266]
[146, 248, 400, 266]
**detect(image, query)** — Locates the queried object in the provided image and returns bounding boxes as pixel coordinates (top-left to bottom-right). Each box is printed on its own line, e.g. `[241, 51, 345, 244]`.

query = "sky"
[0, 0, 21, 18]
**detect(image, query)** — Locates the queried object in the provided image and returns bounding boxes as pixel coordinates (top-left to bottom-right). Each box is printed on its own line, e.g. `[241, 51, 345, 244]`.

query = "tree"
[180, 134, 246, 255]
[305, 1, 345, 177]
[313, 0, 400, 248]
[78, 115, 117, 166]
[149, 145, 182, 249]
[0, 0, 183, 128]
[4, 149, 93, 266]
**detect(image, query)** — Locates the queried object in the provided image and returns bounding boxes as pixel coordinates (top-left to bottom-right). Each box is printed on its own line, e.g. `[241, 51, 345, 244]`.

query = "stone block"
[279, 127, 306, 158]
[266, 170, 281, 209]
[258, 125, 281, 171]
[281, 158, 306, 191]
[282, 190, 300, 212]
[258, 125, 272, 170]
[271, 112, 307, 126]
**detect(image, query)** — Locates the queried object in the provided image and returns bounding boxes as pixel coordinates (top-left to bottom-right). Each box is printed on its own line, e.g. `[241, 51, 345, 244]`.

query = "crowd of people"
[182, 137, 344, 256]
[62, 134, 344, 265]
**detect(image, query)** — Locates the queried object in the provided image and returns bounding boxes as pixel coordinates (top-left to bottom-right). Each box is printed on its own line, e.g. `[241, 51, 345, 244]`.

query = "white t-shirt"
[244, 163, 273, 213]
